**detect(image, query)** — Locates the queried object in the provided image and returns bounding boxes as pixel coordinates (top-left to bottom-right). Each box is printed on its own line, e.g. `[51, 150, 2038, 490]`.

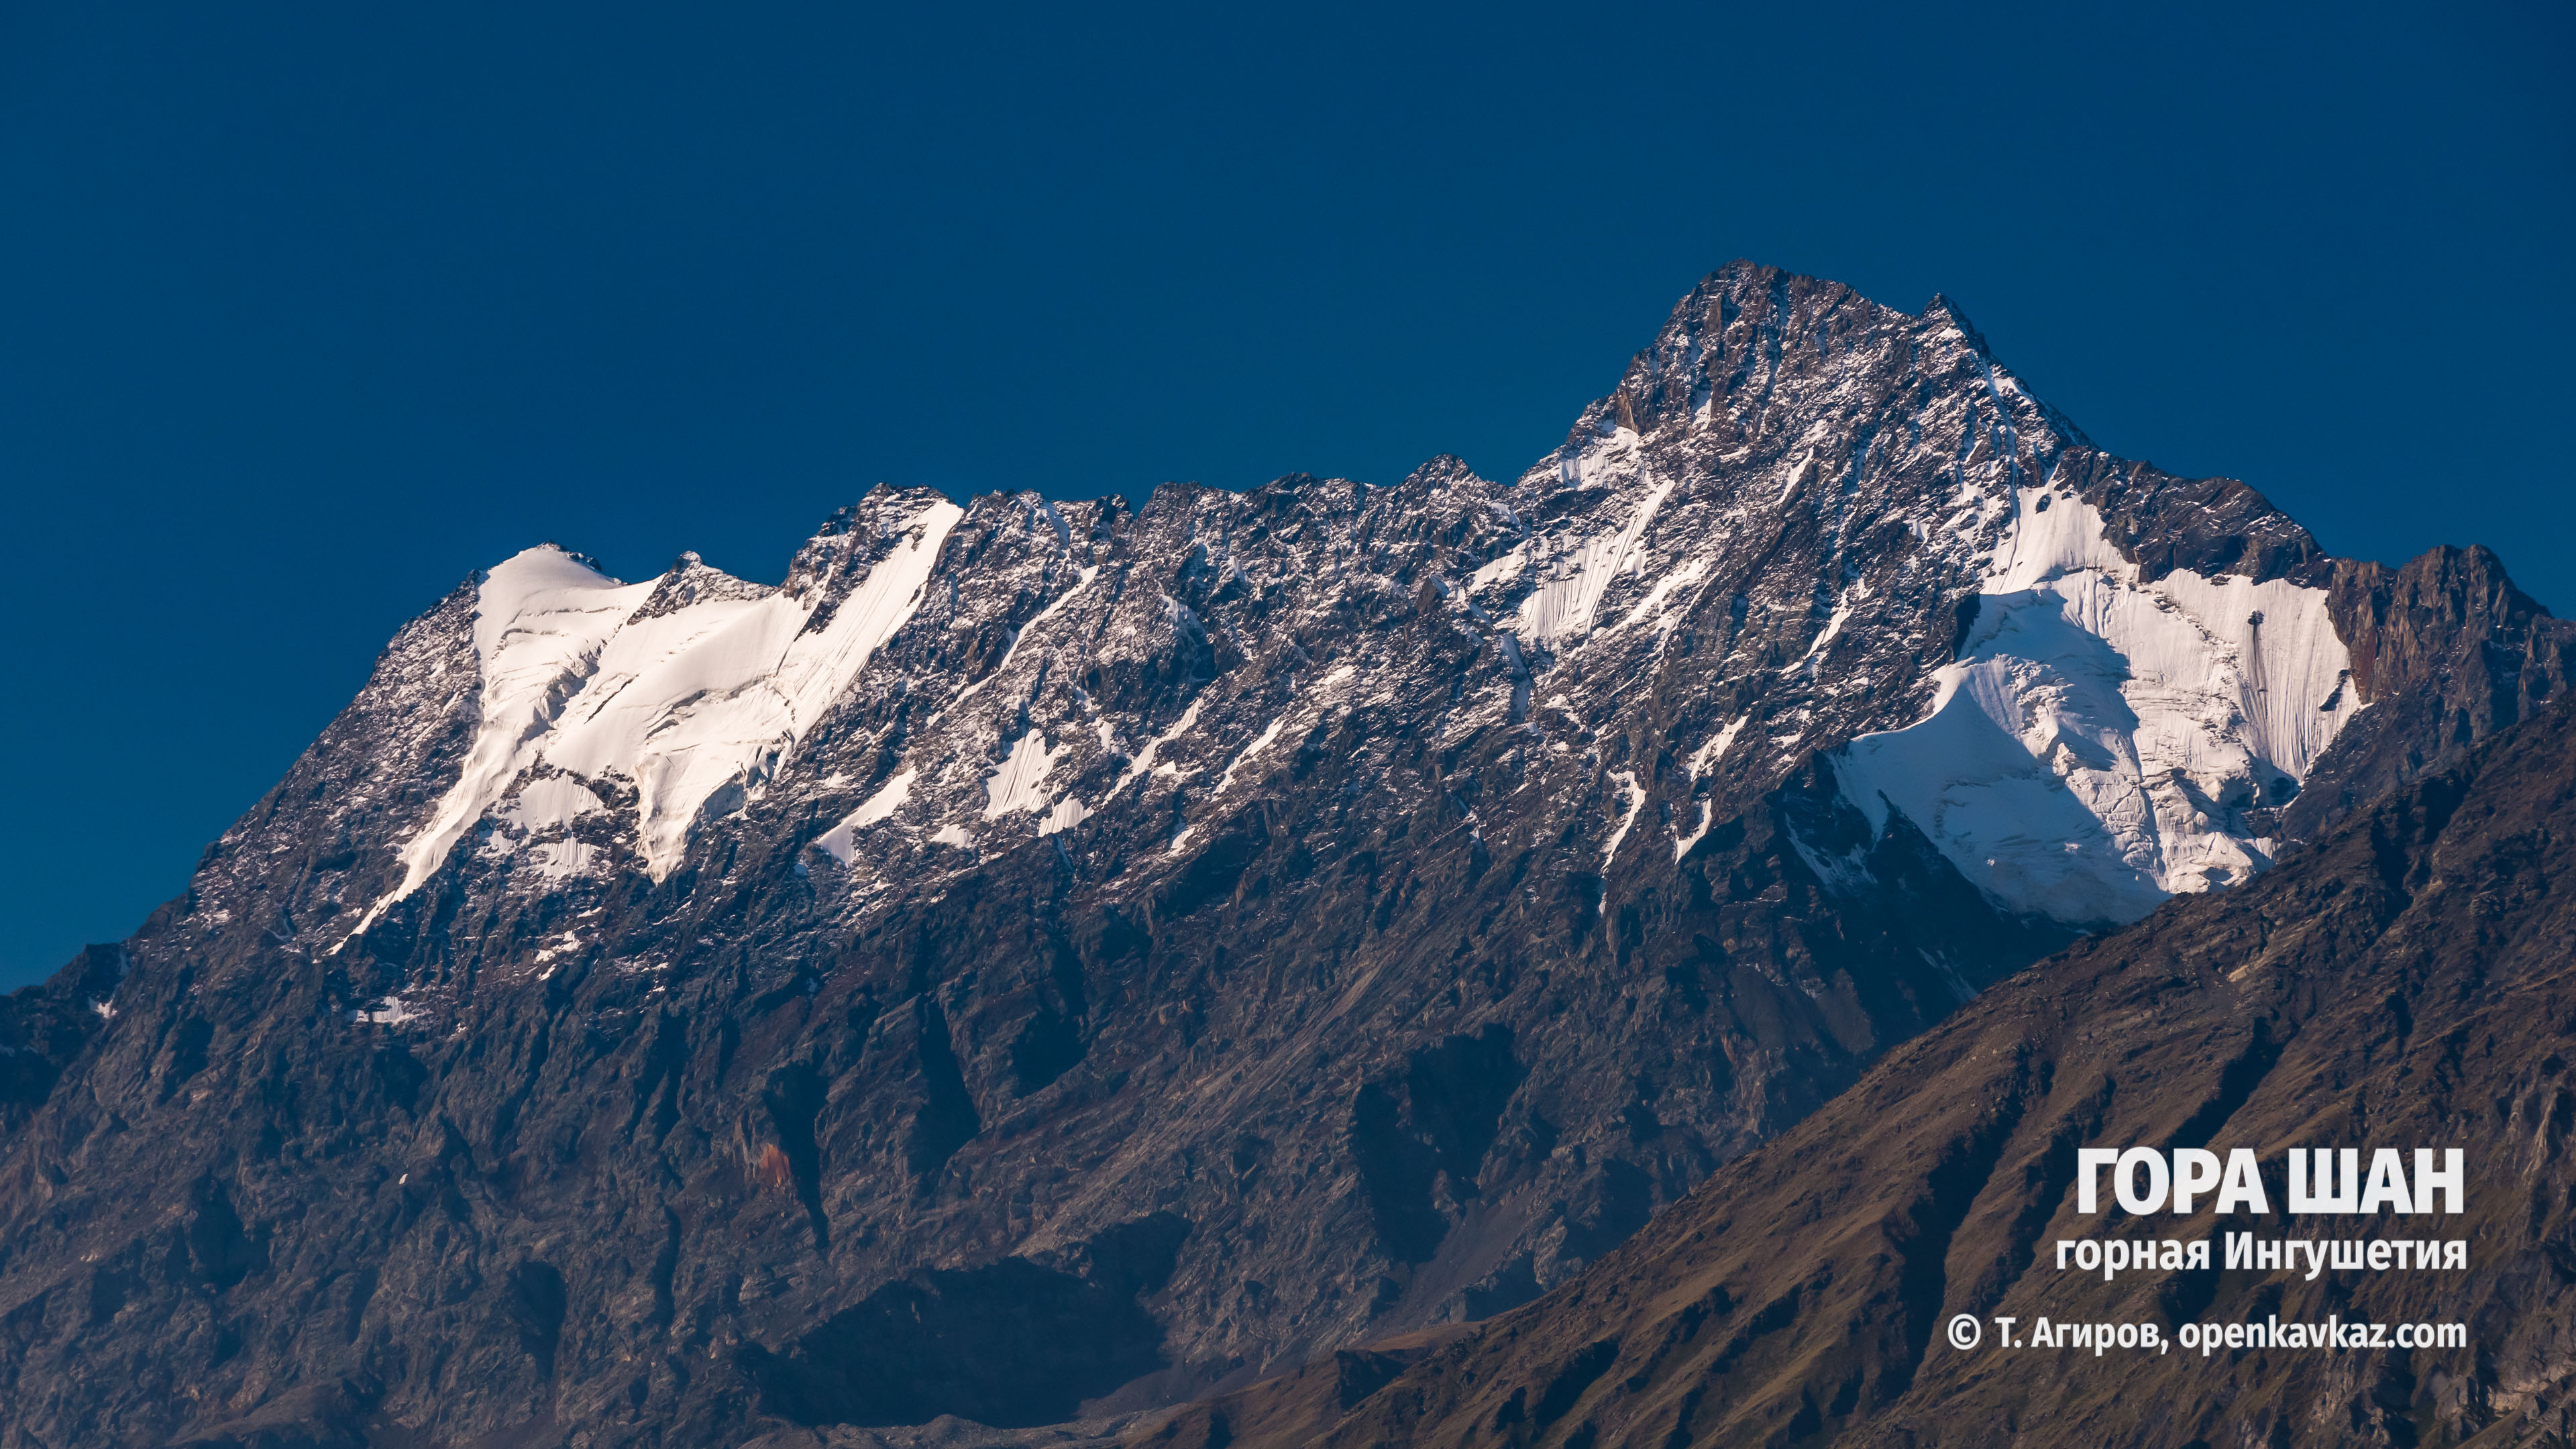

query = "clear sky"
[3, 2, 2569, 987]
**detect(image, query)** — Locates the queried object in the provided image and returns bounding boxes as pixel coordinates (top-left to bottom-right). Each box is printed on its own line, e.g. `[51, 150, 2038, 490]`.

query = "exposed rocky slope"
[0, 262, 2562, 1449]
[1290, 679, 2576, 1449]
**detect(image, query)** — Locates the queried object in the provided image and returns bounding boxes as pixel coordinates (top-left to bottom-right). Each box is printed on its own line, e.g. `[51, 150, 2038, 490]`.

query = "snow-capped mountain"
[0, 263, 2563, 1449]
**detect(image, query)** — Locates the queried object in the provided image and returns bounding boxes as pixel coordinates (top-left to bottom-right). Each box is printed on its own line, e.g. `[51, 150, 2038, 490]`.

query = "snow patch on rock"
[1602, 769, 1646, 877]
[1476, 430, 1677, 649]
[1038, 795, 1091, 837]
[1212, 717, 1286, 798]
[1105, 696, 1205, 800]
[984, 729, 1065, 817]
[815, 767, 917, 863]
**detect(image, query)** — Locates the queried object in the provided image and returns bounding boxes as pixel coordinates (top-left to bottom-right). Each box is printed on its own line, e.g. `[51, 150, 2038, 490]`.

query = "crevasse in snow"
[1835, 486, 2359, 926]
[498, 776, 608, 831]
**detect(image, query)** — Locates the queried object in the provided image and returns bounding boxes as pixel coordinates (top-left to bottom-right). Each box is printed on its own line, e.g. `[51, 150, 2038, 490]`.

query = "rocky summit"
[0, 262, 2564, 1449]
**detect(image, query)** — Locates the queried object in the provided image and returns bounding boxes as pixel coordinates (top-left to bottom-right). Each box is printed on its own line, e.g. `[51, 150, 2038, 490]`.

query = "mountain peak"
[1545, 263, 2076, 468]
[1922, 288, 1976, 331]
[7, 263, 2565, 1449]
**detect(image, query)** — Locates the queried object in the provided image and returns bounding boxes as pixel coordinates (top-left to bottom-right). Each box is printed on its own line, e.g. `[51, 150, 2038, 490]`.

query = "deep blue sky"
[4, 3, 2569, 987]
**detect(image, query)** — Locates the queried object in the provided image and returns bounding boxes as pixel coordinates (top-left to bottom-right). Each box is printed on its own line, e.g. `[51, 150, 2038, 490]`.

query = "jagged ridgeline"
[0, 263, 2564, 1448]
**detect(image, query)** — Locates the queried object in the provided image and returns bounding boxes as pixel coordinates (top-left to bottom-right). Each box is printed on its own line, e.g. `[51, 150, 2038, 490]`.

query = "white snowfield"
[1837, 486, 2359, 925]
[335, 283, 2359, 951]
[342, 496, 962, 945]
[1454, 299, 2363, 930]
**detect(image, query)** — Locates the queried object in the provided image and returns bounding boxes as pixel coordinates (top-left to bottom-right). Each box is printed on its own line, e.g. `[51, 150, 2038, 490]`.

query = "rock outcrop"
[1307, 676, 2576, 1449]
[0, 262, 2559, 1448]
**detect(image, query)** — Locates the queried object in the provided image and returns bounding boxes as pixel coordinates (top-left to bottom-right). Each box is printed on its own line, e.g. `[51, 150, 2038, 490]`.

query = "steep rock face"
[0, 262, 2557, 1448]
[2284, 544, 2576, 841]
[0, 945, 122, 1133]
[1307, 692, 2576, 1449]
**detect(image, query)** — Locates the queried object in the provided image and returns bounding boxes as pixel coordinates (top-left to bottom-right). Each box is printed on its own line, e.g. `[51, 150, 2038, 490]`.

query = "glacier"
[344, 494, 961, 944]
[1835, 485, 2360, 924]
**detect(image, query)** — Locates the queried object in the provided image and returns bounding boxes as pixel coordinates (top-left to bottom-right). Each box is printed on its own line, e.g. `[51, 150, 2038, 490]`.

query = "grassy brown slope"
[1290, 700, 2576, 1448]
[1120, 1326, 1477, 1449]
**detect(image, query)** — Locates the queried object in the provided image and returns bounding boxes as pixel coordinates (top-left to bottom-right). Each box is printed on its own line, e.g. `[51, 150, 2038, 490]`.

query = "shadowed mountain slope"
[0, 263, 2565, 1448]
[1296, 696, 2576, 1448]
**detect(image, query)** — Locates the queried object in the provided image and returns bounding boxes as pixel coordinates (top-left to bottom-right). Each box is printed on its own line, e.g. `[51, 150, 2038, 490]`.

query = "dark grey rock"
[0, 262, 2555, 1448]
